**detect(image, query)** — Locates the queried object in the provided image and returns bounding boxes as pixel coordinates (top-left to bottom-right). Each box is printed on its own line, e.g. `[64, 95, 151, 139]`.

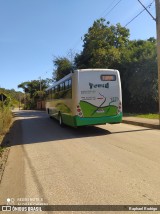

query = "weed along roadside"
[0, 106, 13, 183]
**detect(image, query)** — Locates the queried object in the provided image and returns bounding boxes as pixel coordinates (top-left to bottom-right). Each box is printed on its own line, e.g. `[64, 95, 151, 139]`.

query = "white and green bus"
[46, 69, 122, 127]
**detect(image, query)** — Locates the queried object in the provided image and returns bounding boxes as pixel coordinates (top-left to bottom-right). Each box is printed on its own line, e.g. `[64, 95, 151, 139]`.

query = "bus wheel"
[59, 113, 63, 127]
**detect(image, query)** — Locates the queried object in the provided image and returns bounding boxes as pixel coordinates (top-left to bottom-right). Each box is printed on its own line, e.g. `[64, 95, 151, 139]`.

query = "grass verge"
[0, 146, 4, 157]
[0, 107, 12, 183]
[124, 113, 159, 119]
[0, 107, 12, 135]
[0, 106, 12, 158]
[135, 114, 159, 119]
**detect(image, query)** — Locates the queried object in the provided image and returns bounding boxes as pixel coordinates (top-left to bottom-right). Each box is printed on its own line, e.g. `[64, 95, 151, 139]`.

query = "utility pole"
[155, 0, 160, 126]
[39, 76, 42, 109]
[39, 76, 42, 92]
[138, 0, 156, 21]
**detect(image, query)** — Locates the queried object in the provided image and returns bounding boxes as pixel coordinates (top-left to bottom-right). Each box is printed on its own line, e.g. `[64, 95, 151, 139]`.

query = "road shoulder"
[122, 116, 160, 129]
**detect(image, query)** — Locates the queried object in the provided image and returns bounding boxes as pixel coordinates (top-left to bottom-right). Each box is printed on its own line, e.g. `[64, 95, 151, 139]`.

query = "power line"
[99, 0, 120, 18]
[125, 8, 146, 27]
[71, 0, 124, 51]
[138, 0, 156, 21]
[103, 0, 123, 18]
[125, 0, 155, 27]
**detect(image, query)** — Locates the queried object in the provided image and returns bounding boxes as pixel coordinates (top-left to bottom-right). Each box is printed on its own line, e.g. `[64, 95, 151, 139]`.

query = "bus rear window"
[101, 75, 116, 81]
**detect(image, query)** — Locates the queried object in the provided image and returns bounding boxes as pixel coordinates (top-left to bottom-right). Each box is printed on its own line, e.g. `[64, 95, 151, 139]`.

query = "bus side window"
[46, 90, 49, 99]
[65, 80, 69, 89]
[68, 79, 72, 89]
[63, 82, 65, 90]
[57, 85, 60, 92]
[60, 82, 65, 91]
[49, 89, 52, 99]
[51, 88, 54, 99]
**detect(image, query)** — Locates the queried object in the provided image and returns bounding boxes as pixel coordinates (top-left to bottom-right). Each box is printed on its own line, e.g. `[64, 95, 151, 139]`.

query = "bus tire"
[58, 113, 63, 127]
[48, 109, 52, 118]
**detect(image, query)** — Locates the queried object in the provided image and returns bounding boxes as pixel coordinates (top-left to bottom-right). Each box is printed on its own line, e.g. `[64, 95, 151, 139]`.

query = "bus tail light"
[77, 105, 83, 117]
[118, 101, 122, 113]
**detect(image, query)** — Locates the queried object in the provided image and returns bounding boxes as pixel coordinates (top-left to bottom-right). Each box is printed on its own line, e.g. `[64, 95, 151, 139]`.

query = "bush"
[0, 106, 12, 135]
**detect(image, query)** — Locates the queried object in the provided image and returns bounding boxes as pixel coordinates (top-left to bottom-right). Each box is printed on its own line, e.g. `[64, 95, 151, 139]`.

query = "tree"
[53, 57, 73, 81]
[18, 82, 30, 93]
[74, 19, 158, 112]
[18, 79, 49, 109]
[75, 18, 130, 69]
[0, 88, 24, 108]
[121, 39, 158, 113]
[51, 18, 158, 113]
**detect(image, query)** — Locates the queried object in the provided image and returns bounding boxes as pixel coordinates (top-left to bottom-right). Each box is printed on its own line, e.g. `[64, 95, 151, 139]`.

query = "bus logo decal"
[89, 83, 109, 89]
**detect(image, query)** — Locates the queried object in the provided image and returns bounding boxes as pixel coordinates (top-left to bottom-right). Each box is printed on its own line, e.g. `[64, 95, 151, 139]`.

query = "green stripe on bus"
[61, 114, 76, 127]
[62, 113, 122, 127]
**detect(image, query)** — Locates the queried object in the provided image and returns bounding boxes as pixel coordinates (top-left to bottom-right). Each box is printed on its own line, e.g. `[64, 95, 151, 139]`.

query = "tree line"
[18, 18, 158, 113]
[0, 88, 24, 108]
[0, 88, 23, 134]
[53, 18, 158, 113]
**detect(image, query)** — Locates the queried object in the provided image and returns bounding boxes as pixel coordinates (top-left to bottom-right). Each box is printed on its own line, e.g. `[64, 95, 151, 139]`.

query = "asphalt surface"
[0, 110, 160, 214]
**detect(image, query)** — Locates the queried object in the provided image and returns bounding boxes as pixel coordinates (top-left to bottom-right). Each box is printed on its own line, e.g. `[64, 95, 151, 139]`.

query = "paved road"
[0, 110, 160, 213]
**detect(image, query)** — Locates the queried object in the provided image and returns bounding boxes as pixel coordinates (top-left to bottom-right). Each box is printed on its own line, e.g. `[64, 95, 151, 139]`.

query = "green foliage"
[135, 114, 159, 119]
[73, 18, 157, 113]
[53, 57, 73, 81]
[0, 105, 12, 135]
[0, 88, 24, 108]
[18, 80, 48, 98]
[18, 79, 50, 109]
[75, 18, 130, 69]
[119, 39, 157, 113]
[52, 18, 157, 113]
[0, 146, 4, 157]
[0, 88, 22, 135]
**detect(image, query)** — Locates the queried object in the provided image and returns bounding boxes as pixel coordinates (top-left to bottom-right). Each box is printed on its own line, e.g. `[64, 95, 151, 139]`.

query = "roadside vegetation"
[0, 146, 4, 157]
[0, 105, 12, 158]
[135, 114, 159, 119]
[18, 79, 52, 110]
[124, 113, 159, 119]
[0, 88, 23, 154]
[0, 106, 12, 135]
[52, 19, 158, 114]
[18, 18, 158, 114]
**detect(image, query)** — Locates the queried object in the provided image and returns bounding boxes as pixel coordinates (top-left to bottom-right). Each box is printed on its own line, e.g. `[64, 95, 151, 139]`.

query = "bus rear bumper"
[75, 113, 122, 126]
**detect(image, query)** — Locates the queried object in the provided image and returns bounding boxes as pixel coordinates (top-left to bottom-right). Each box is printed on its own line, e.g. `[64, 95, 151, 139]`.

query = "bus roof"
[75, 69, 118, 73]
[46, 69, 119, 91]
[46, 72, 72, 91]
